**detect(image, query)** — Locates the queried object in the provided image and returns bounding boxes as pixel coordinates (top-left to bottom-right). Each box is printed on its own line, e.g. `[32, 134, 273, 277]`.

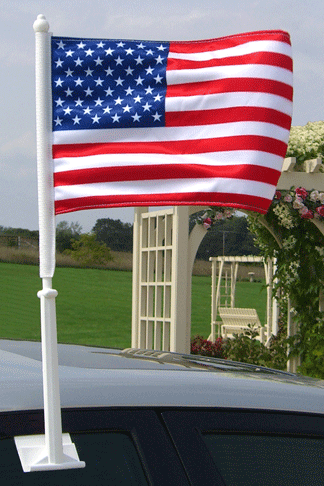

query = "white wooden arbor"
[131, 157, 324, 369]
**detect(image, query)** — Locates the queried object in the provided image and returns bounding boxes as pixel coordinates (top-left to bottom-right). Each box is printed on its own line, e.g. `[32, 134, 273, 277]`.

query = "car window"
[0, 432, 148, 485]
[203, 433, 324, 486]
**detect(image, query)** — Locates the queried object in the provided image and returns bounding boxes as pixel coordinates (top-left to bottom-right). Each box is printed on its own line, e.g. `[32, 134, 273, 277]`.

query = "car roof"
[1, 339, 324, 414]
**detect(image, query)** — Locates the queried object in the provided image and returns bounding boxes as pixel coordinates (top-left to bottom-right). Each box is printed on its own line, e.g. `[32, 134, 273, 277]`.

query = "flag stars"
[104, 87, 114, 96]
[112, 113, 121, 123]
[154, 74, 163, 84]
[66, 49, 74, 57]
[105, 66, 114, 76]
[56, 40, 65, 49]
[94, 77, 104, 86]
[55, 58, 64, 68]
[55, 77, 64, 87]
[115, 56, 124, 65]
[65, 87, 74, 96]
[74, 57, 83, 66]
[94, 57, 103, 66]
[152, 111, 162, 121]
[97, 41, 105, 48]
[65, 67, 74, 77]
[75, 98, 84, 106]
[84, 87, 93, 96]
[155, 55, 164, 64]
[54, 116, 63, 125]
[55, 97, 64, 107]
[83, 106, 92, 115]
[63, 106, 73, 115]
[85, 67, 94, 76]
[75, 77, 84, 86]
[105, 47, 114, 56]
[92, 114, 101, 124]
[73, 115, 81, 124]
[77, 41, 86, 49]
[132, 113, 141, 122]
[115, 76, 124, 86]
[85, 48, 94, 56]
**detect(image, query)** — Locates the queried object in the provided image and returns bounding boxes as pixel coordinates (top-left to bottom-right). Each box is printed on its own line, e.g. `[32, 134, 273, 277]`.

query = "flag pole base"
[14, 433, 85, 472]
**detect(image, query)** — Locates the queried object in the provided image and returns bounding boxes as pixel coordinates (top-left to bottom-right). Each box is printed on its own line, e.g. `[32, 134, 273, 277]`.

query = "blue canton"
[51, 37, 169, 131]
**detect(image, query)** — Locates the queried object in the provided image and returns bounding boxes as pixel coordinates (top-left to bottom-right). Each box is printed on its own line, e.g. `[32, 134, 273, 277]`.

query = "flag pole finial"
[33, 14, 49, 33]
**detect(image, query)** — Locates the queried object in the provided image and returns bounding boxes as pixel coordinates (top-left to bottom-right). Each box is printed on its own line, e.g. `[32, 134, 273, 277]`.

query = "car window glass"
[0, 432, 149, 485]
[203, 433, 324, 486]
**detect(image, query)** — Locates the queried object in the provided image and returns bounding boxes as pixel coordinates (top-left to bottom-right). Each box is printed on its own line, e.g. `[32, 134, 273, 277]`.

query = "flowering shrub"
[196, 207, 235, 230]
[272, 186, 324, 224]
[286, 121, 324, 163]
[191, 335, 225, 358]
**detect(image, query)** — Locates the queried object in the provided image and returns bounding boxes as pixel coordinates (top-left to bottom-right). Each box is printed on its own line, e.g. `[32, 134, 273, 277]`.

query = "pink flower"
[293, 197, 304, 210]
[203, 217, 212, 229]
[295, 187, 308, 199]
[300, 209, 314, 219]
[316, 206, 324, 217]
[275, 190, 282, 199]
[284, 194, 293, 203]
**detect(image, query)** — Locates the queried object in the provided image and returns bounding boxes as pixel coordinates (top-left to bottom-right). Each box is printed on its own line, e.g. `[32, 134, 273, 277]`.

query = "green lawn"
[0, 262, 266, 348]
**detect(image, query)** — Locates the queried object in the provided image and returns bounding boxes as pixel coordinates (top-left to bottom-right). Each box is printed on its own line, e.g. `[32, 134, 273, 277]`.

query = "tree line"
[1, 214, 259, 259]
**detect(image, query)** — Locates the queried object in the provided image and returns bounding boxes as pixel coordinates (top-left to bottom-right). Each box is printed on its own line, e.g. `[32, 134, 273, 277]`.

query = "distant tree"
[56, 221, 82, 253]
[92, 218, 133, 252]
[64, 233, 112, 266]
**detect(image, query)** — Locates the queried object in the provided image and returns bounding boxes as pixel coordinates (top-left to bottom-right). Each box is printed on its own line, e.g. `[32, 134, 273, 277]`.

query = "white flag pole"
[14, 15, 84, 472]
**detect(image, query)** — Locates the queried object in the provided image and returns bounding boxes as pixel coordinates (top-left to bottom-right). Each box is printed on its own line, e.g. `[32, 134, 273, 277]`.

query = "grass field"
[0, 262, 266, 348]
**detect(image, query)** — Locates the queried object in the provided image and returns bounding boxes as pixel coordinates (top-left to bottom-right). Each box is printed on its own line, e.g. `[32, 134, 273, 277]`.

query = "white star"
[56, 40, 65, 49]
[152, 111, 162, 121]
[115, 56, 124, 65]
[66, 49, 74, 57]
[54, 77, 64, 87]
[105, 66, 114, 76]
[65, 87, 73, 96]
[77, 41, 86, 49]
[133, 95, 142, 103]
[142, 102, 152, 112]
[125, 86, 134, 96]
[123, 104, 131, 113]
[95, 97, 104, 106]
[155, 55, 164, 64]
[75, 98, 84, 106]
[74, 57, 83, 66]
[154, 93, 163, 102]
[95, 77, 104, 86]
[135, 55, 144, 65]
[132, 112, 141, 122]
[84, 87, 93, 96]
[97, 41, 105, 48]
[103, 106, 112, 114]
[85, 67, 93, 76]
[83, 106, 92, 115]
[116, 41, 125, 48]
[115, 77, 124, 86]
[154, 74, 163, 84]
[92, 114, 101, 124]
[145, 66, 154, 75]
[145, 86, 154, 95]
[75, 77, 84, 86]
[73, 115, 81, 124]
[112, 113, 121, 123]
[115, 96, 124, 105]
[63, 106, 73, 115]
[65, 68, 74, 77]
[135, 76, 144, 85]
[105, 87, 114, 96]
[55, 97, 64, 107]
[137, 42, 145, 49]
[85, 48, 94, 56]
[95, 57, 103, 66]
[146, 49, 154, 56]
[55, 58, 63, 68]
[125, 66, 134, 76]
[105, 47, 114, 56]
[54, 116, 63, 125]
[157, 44, 167, 51]
[125, 47, 135, 55]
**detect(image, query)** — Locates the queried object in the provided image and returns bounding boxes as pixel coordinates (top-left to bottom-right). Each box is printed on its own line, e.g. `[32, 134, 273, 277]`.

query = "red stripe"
[169, 31, 291, 54]
[166, 77, 293, 101]
[55, 192, 271, 215]
[53, 136, 287, 159]
[54, 164, 280, 187]
[165, 107, 291, 130]
[167, 52, 292, 71]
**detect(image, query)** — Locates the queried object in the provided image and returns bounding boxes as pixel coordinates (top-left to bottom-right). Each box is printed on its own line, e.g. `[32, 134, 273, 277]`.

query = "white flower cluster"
[287, 121, 324, 161]
[272, 203, 295, 229]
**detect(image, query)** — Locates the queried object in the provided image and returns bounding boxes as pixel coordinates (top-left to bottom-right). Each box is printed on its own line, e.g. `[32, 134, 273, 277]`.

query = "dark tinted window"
[203, 433, 324, 486]
[0, 432, 148, 485]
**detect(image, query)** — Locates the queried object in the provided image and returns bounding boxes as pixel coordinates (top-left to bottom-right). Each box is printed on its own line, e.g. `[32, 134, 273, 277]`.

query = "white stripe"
[53, 118, 290, 147]
[54, 150, 284, 173]
[55, 178, 275, 201]
[165, 92, 293, 117]
[169, 40, 292, 61]
[167, 64, 293, 86]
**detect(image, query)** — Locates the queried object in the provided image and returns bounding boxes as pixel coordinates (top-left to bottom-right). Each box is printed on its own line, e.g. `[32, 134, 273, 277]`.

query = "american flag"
[51, 30, 293, 215]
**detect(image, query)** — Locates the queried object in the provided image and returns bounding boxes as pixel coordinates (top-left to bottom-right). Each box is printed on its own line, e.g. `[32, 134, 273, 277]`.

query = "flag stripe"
[52, 135, 287, 159]
[167, 52, 293, 71]
[169, 32, 291, 53]
[165, 107, 291, 129]
[54, 151, 284, 174]
[54, 163, 279, 187]
[166, 78, 293, 101]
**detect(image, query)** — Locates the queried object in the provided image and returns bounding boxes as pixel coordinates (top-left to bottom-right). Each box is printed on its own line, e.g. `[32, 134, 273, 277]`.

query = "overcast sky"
[1, 0, 323, 232]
